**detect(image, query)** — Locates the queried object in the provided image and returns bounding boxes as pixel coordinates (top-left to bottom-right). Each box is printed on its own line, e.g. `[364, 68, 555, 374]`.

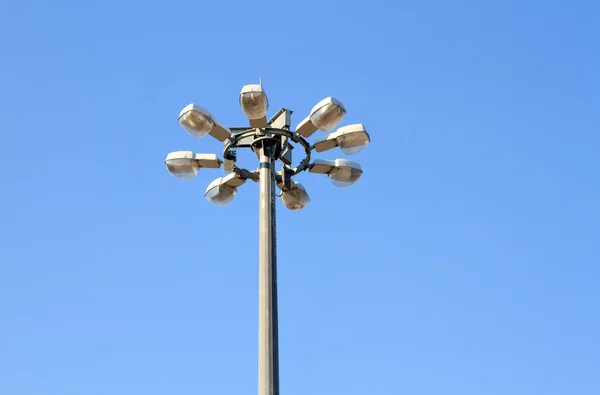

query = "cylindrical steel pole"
[258, 141, 279, 395]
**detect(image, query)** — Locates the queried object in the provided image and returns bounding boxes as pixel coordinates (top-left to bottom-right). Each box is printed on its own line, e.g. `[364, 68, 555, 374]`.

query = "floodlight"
[240, 84, 269, 127]
[313, 124, 370, 155]
[165, 151, 199, 180]
[179, 104, 214, 138]
[165, 152, 221, 180]
[178, 104, 231, 141]
[309, 159, 363, 187]
[280, 181, 310, 210]
[296, 97, 346, 137]
[310, 97, 346, 131]
[205, 173, 246, 206]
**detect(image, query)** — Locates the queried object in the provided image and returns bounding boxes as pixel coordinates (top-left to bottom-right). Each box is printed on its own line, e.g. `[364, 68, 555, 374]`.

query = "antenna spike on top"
[260, 77, 263, 86]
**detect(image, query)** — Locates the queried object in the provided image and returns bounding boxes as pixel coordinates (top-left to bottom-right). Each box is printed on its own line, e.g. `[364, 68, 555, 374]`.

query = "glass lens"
[338, 132, 369, 155]
[310, 103, 346, 132]
[179, 110, 214, 138]
[240, 92, 268, 119]
[166, 158, 198, 180]
[281, 188, 310, 210]
[328, 166, 362, 188]
[205, 185, 237, 206]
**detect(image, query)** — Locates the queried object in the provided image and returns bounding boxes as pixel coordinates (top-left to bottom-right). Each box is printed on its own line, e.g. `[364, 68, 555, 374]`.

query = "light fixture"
[240, 84, 269, 127]
[309, 159, 363, 187]
[165, 152, 221, 180]
[295, 97, 346, 137]
[166, 83, 371, 395]
[205, 172, 247, 206]
[313, 124, 371, 155]
[178, 104, 231, 141]
[165, 151, 198, 180]
[280, 181, 310, 210]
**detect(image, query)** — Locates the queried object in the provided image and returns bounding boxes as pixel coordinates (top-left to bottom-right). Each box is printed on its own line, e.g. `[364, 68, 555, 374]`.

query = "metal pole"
[258, 140, 279, 395]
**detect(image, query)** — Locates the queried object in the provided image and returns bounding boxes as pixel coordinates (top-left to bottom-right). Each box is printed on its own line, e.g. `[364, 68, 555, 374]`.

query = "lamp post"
[165, 82, 371, 395]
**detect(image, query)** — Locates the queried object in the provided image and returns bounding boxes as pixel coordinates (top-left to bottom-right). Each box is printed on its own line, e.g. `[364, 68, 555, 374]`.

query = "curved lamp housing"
[178, 104, 231, 141]
[280, 181, 310, 210]
[165, 151, 198, 180]
[240, 84, 269, 126]
[296, 97, 346, 137]
[309, 159, 363, 188]
[165, 151, 221, 180]
[313, 124, 371, 155]
[310, 97, 346, 132]
[205, 172, 247, 206]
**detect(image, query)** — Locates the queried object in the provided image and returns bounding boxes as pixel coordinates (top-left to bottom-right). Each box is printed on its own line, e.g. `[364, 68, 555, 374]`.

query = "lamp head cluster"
[165, 82, 371, 208]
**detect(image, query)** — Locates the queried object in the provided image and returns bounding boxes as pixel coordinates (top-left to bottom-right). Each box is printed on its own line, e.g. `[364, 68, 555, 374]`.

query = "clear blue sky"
[1, 1, 599, 394]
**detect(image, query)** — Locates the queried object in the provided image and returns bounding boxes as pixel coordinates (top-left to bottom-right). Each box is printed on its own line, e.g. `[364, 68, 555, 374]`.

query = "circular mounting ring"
[224, 128, 312, 176]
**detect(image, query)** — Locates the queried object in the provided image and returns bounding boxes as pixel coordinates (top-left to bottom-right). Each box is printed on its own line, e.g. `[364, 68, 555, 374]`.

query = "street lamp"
[309, 158, 364, 187]
[295, 96, 346, 137]
[178, 104, 232, 141]
[164, 82, 371, 395]
[205, 173, 247, 206]
[278, 181, 311, 210]
[240, 84, 269, 128]
[165, 151, 221, 180]
[313, 124, 371, 155]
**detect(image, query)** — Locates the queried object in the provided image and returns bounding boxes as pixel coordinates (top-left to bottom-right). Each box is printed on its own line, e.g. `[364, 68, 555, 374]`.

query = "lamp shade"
[165, 151, 199, 180]
[310, 97, 346, 132]
[281, 181, 310, 210]
[178, 104, 215, 138]
[205, 178, 237, 206]
[240, 84, 269, 120]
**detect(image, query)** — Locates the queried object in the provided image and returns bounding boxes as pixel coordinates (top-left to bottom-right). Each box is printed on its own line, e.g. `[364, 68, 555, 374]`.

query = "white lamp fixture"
[205, 172, 247, 206]
[313, 124, 371, 155]
[296, 97, 346, 137]
[165, 151, 221, 180]
[280, 181, 310, 210]
[178, 104, 231, 141]
[165, 151, 198, 180]
[240, 84, 269, 128]
[309, 159, 363, 188]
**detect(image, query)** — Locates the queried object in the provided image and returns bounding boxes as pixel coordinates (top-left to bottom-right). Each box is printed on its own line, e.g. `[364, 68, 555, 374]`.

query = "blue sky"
[1, 0, 599, 394]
